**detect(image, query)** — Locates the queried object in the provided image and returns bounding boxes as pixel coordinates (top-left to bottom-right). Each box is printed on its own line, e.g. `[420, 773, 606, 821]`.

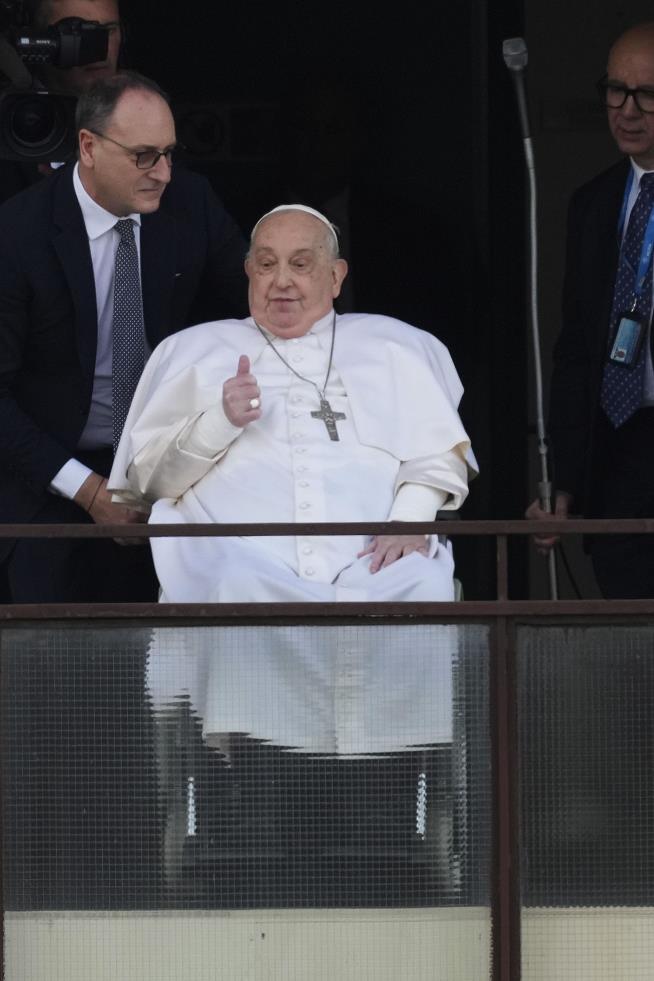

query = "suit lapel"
[51, 167, 98, 380]
[140, 207, 177, 347]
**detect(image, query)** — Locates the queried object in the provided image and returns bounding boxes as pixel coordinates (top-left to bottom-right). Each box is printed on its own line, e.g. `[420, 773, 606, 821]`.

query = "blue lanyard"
[618, 169, 654, 304]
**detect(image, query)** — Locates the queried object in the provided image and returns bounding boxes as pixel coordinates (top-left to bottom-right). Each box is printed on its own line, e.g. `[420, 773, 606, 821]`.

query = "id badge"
[609, 313, 646, 367]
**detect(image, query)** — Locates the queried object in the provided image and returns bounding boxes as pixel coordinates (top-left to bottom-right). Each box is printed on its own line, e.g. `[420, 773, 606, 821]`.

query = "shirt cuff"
[178, 404, 243, 459]
[389, 482, 447, 521]
[49, 459, 93, 500]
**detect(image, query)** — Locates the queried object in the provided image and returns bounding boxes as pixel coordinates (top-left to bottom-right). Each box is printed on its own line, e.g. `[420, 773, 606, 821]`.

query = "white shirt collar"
[630, 158, 654, 187]
[72, 162, 142, 241]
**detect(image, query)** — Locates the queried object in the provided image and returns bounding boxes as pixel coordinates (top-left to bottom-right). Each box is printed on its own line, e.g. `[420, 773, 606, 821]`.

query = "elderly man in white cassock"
[109, 204, 476, 603]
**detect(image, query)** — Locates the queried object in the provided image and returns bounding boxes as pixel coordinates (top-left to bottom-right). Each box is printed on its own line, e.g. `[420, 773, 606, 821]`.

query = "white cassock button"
[302, 546, 313, 555]
[291, 411, 302, 418]
[299, 501, 311, 510]
[305, 567, 315, 576]
[292, 432, 303, 440]
[297, 465, 308, 472]
[295, 447, 306, 454]
[298, 480, 309, 487]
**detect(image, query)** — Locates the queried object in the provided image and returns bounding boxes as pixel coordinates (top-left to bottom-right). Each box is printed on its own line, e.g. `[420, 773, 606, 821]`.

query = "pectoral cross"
[311, 397, 346, 441]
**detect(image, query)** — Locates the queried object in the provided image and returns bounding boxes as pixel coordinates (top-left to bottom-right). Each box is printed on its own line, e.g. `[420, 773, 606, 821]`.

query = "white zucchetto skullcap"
[251, 204, 339, 248]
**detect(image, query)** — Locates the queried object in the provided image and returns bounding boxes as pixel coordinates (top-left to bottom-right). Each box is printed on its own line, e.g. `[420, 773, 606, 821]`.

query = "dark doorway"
[126, 2, 527, 597]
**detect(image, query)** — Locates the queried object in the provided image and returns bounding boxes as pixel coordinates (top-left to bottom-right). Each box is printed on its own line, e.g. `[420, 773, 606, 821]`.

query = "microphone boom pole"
[502, 37, 559, 599]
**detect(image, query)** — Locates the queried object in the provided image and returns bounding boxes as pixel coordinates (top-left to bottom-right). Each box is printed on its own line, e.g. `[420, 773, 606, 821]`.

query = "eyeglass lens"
[136, 149, 174, 169]
[601, 82, 654, 113]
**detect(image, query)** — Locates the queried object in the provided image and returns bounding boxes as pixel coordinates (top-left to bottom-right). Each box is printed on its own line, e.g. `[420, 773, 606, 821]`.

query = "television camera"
[0, 0, 109, 162]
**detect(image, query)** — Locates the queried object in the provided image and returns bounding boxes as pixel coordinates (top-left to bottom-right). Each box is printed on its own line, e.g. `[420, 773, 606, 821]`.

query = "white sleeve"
[178, 405, 243, 459]
[49, 459, 93, 500]
[394, 445, 469, 512]
[388, 482, 447, 520]
[125, 404, 242, 504]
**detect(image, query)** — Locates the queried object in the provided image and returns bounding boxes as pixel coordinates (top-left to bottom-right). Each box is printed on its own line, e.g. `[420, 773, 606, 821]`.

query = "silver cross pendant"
[311, 398, 346, 441]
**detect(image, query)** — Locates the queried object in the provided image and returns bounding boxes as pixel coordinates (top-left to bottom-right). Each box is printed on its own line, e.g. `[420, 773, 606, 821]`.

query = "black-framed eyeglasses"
[596, 75, 654, 114]
[89, 130, 176, 169]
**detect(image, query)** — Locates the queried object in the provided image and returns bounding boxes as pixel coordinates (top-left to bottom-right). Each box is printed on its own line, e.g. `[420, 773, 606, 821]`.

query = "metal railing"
[3, 517, 654, 616]
[2, 518, 654, 981]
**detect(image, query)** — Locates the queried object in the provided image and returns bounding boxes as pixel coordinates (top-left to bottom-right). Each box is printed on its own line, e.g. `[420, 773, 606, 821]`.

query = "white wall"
[5, 908, 490, 981]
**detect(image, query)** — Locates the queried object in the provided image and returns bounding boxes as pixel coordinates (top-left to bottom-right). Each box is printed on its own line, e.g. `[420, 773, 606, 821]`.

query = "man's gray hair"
[75, 71, 169, 136]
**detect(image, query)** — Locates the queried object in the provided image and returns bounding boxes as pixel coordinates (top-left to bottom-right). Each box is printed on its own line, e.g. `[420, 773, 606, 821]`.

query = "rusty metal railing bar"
[3, 599, 654, 622]
[1, 518, 654, 539]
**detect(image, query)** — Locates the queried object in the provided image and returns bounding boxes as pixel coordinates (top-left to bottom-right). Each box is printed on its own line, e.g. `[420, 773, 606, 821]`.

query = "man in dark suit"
[0, 70, 247, 603]
[529, 23, 654, 598]
[0, 70, 246, 910]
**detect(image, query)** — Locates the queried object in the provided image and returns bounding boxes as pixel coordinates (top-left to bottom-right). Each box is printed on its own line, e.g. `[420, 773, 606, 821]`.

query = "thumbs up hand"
[223, 355, 262, 427]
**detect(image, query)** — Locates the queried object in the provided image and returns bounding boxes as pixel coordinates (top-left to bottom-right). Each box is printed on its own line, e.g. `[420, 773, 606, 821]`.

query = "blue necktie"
[600, 172, 654, 428]
[112, 218, 145, 452]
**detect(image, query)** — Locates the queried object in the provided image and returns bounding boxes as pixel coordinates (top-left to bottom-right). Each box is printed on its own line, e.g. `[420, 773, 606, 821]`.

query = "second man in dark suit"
[529, 23, 654, 598]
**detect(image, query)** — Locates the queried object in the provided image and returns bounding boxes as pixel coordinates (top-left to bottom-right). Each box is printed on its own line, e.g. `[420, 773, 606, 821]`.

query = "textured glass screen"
[2, 621, 491, 980]
[3, 622, 491, 912]
[518, 624, 654, 981]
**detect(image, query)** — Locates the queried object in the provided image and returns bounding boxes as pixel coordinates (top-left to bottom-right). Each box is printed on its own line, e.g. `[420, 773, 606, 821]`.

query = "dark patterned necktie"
[600, 172, 654, 428]
[112, 218, 145, 452]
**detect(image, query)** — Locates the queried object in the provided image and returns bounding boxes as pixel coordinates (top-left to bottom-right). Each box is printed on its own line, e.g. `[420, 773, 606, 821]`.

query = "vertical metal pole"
[491, 615, 521, 981]
[505, 42, 559, 600]
[497, 534, 509, 602]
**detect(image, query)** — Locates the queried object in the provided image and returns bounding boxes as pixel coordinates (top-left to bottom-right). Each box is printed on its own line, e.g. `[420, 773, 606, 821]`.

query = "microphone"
[502, 37, 530, 138]
[502, 37, 528, 72]
[502, 35, 559, 598]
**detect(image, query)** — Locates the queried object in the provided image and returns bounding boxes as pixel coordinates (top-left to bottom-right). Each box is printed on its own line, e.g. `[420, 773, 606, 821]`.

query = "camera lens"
[12, 97, 57, 145]
[0, 92, 75, 160]
[8, 96, 65, 153]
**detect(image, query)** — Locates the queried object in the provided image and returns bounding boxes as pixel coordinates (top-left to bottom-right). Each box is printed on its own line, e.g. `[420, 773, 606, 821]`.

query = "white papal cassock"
[109, 311, 477, 751]
[109, 311, 476, 603]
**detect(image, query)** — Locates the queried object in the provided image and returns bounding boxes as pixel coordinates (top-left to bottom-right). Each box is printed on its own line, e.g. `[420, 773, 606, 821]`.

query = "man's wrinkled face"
[607, 34, 654, 169]
[43, 0, 121, 95]
[245, 212, 347, 338]
[79, 88, 175, 216]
